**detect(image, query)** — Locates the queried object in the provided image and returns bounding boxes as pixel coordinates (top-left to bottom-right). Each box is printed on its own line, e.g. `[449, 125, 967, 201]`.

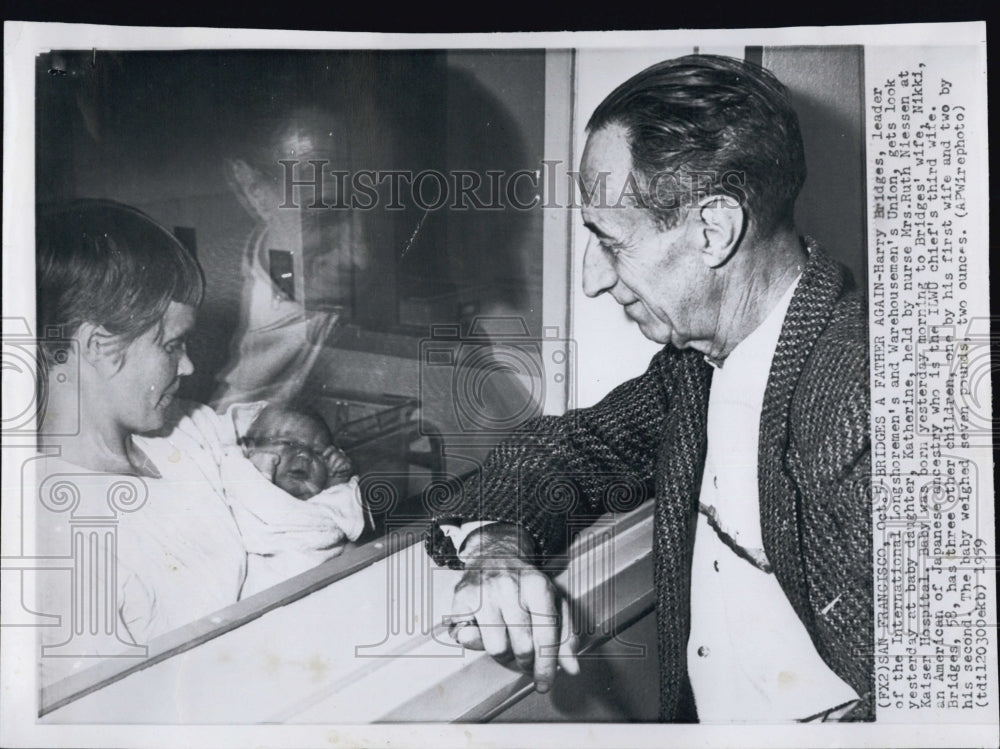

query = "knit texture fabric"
[425, 241, 873, 722]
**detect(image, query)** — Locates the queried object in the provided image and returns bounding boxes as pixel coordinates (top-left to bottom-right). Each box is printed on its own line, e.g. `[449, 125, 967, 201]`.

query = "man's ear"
[697, 195, 745, 268]
[77, 322, 120, 372]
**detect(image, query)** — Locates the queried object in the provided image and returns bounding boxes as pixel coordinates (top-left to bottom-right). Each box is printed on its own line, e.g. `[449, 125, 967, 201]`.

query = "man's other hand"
[447, 523, 580, 694]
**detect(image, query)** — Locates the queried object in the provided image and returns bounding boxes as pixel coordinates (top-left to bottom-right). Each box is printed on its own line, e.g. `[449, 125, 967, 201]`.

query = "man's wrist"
[428, 520, 538, 570]
[460, 522, 536, 563]
[440, 520, 497, 562]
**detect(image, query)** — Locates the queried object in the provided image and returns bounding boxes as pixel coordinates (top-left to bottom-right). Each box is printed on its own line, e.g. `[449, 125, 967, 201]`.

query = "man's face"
[249, 408, 332, 499]
[579, 124, 720, 352]
[106, 302, 196, 435]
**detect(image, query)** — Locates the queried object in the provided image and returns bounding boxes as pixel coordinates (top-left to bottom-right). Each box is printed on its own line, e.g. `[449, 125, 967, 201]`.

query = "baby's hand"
[322, 446, 354, 488]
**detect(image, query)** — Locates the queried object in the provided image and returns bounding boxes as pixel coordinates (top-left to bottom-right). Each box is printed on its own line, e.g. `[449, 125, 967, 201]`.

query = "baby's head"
[243, 404, 346, 499]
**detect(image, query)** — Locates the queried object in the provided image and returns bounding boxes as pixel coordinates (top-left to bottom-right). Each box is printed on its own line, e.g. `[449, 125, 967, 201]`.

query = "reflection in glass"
[33, 49, 548, 664]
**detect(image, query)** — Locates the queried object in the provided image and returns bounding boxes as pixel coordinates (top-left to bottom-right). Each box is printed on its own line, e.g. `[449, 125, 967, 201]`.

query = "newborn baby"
[242, 404, 354, 499]
[221, 402, 366, 596]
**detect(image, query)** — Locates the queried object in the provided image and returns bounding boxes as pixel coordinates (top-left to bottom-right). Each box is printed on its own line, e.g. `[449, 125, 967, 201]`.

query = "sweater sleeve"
[793, 306, 875, 720]
[425, 345, 706, 567]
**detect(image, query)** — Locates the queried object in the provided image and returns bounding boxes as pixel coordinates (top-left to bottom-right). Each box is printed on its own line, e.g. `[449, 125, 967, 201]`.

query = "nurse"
[35, 200, 249, 667]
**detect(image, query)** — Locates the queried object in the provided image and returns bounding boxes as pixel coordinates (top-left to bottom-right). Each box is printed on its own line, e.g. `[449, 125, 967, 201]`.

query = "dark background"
[3, 1, 993, 31]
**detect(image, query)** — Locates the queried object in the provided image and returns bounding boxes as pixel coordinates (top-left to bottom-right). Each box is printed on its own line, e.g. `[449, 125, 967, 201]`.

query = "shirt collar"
[704, 272, 802, 371]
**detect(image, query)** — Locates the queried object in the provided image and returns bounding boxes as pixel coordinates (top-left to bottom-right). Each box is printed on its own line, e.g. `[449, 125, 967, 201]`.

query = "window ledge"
[42, 503, 655, 723]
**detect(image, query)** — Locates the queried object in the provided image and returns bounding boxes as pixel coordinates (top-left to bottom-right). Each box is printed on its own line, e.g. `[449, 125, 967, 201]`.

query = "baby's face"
[247, 409, 332, 499]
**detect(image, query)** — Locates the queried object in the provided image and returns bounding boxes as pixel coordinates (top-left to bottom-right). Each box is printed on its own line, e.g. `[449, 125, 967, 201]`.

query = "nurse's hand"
[447, 523, 579, 694]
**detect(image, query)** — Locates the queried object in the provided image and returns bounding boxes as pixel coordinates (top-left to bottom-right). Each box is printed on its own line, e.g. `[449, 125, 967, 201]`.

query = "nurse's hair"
[36, 199, 204, 366]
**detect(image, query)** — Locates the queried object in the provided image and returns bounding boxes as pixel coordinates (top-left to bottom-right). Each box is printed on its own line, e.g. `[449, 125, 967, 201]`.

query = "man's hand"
[446, 523, 579, 694]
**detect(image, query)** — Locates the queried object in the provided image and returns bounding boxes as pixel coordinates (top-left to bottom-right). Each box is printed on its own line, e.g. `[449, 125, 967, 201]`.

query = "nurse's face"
[104, 302, 196, 435]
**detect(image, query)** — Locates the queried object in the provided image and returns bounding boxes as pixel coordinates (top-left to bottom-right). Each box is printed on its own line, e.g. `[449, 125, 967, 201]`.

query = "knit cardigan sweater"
[426, 243, 874, 721]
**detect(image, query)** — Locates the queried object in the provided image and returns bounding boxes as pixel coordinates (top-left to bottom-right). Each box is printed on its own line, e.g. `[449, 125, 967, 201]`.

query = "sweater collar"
[767, 237, 852, 414]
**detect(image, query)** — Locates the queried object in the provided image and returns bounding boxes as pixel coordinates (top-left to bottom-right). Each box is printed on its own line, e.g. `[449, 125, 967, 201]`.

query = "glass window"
[33, 48, 555, 711]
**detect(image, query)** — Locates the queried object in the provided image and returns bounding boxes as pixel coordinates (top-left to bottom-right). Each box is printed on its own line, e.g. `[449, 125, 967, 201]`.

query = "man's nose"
[581, 236, 617, 298]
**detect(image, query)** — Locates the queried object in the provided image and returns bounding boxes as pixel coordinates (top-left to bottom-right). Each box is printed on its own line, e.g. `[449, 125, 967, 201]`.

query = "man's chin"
[636, 321, 674, 346]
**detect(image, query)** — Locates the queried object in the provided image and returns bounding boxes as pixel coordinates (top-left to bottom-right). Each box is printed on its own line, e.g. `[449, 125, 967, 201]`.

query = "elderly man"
[426, 54, 872, 722]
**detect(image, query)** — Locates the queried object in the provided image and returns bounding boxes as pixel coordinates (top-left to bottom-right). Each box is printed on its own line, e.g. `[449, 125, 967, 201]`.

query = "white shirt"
[35, 401, 363, 687]
[36, 423, 247, 687]
[687, 275, 859, 722]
